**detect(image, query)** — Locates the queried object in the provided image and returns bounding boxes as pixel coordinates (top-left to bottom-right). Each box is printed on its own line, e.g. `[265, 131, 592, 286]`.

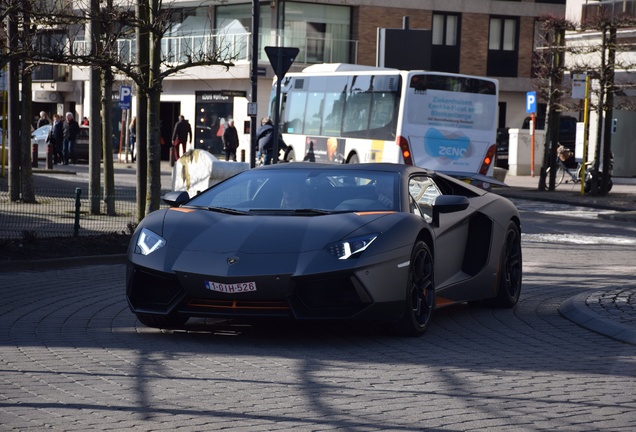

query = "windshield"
[186, 168, 400, 213]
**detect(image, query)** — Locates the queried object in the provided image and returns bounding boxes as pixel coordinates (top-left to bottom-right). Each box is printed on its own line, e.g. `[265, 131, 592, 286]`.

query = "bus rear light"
[397, 136, 413, 165]
[479, 144, 497, 175]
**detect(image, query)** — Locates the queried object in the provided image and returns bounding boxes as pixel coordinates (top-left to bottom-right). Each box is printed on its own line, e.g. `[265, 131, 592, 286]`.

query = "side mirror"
[431, 195, 469, 226]
[162, 191, 190, 207]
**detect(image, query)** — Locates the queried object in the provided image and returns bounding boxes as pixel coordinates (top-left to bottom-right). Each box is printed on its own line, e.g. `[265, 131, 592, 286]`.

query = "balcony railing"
[582, 0, 636, 21]
[72, 32, 357, 66]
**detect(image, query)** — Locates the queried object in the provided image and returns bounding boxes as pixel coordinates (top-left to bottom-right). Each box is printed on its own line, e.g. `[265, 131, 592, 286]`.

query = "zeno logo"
[438, 146, 467, 158]
[424, 128, 472, 161]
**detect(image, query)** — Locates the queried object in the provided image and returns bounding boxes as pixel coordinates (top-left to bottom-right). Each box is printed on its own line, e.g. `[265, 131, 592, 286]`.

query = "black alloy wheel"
[397, 240, 435, 336]
[492, 221, 522, 308]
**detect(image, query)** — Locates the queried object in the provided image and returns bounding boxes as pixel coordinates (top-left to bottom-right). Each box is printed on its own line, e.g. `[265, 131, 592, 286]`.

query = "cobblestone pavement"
[493, 173, 636, 346]
[1, 263, 635, 431]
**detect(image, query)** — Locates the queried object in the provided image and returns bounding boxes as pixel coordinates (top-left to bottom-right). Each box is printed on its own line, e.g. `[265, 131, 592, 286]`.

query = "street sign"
[572, 73, 587, 99]
[265, 46, 300, 80]
[526, 91, 537, 114]
[119, 85, 132, 109]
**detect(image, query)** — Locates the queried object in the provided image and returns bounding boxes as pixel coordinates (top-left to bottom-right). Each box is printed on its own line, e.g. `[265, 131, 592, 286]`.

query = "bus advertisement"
[269, 63, 500, 186]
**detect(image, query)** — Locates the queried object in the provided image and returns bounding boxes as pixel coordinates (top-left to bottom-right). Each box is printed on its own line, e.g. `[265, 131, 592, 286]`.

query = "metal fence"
[0, 186, 168, 239]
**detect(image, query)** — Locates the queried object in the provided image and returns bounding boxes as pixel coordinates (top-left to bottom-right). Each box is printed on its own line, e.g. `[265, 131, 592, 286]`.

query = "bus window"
[321, 76, 347, 136]
[304, 92, 323, 135]
[283, 91, 307, 134]
[322, 91, 345, 136]
[343, 75, 373, 137]
[368, 92, 397, 140]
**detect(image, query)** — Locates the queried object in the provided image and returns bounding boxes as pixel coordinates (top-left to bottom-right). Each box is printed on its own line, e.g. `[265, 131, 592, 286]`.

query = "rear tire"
[136, 313, 189, 329]
[396, 241, 435, 336]
[347, 153, 359, 164]
[490, 221, 522, 308]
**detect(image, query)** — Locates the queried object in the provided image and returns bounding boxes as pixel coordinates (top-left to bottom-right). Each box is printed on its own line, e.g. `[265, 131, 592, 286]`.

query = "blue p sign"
[119, 86, 132, 109]
[526, 91, 537, 114]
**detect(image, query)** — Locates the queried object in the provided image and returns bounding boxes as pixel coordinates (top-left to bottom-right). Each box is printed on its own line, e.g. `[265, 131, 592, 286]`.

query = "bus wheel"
[348, 154, 359, 164]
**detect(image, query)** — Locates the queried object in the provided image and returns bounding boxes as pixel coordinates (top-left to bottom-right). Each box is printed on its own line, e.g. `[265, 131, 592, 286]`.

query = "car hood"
[159, 207, 391, 254]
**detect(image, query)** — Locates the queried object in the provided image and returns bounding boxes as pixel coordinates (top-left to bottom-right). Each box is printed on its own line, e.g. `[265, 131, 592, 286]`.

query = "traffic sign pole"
[526, 92, 537, 177]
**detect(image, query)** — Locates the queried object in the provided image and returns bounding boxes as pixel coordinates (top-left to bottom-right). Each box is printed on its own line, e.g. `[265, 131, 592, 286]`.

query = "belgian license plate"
[205, 281, 257, 293]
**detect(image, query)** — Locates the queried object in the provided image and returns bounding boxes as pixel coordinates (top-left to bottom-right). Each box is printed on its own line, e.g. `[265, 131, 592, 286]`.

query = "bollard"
[73, 188, 81, 237]
[46, 144, 54, 169]
[32, 144, 38, 168]
[241, 149, 246, 162]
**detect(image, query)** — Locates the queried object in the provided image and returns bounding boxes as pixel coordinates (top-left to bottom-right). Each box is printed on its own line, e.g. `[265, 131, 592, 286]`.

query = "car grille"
[186, 299, 291, 317]
[128, 269, 184, 312]
[291, 275, 372, 318]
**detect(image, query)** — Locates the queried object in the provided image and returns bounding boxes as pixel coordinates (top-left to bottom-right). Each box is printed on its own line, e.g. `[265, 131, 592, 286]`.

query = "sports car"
[126, 163, 522, 336]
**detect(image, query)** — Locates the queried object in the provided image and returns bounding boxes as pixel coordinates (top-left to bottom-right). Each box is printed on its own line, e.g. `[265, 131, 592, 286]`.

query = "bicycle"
[547, 145, 613, 193]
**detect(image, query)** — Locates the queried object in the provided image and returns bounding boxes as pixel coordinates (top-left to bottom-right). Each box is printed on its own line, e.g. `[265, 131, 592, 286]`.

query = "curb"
[0, 254, 127, 272]
[559, 293, 636, 346]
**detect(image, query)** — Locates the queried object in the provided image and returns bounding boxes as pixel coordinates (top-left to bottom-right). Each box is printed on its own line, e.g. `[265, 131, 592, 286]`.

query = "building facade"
[31, 0, 567, 161]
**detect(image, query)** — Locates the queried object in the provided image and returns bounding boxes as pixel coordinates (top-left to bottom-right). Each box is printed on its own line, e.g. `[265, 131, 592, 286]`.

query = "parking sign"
[526, 91, 536, 114]
[119, 86, 132, 109]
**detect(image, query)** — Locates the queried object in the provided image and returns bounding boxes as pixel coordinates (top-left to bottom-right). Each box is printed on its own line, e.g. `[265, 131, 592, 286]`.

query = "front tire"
[490, 221, 522, 308]
[396, 241, 435, 336]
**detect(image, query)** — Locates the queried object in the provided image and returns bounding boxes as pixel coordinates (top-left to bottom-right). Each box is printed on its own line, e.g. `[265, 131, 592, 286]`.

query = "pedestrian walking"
[222, 119, 239, 161]
[128, 116, 136, 162]
[62, 112, 80, 165]
[171, 115, 192, 166]
[46, 113, 64, 164]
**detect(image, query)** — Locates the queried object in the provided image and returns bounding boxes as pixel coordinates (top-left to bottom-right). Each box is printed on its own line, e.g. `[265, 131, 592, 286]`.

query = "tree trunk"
[7, 3, 21, 202]
[600, 26, 616, 196]
[102, 68, 116, 215]
[136, 0, 149, 221]
[89, 0, 101, 214]
[145, 0, 163, 215]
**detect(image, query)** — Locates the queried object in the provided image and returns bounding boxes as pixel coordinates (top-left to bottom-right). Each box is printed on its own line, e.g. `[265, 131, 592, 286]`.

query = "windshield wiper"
[292, 208, 332, 215]
[207, 206, 249, 215]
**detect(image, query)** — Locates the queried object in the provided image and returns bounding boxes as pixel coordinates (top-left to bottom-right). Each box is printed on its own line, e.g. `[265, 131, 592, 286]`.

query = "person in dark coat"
[62, 112, 80, 165]
[37, 111, 50, 129]
[256, 117, 287, 165]
[222, 119, 239, 161]
[171, 115, 192, 165]
[46, 113, 64, 164]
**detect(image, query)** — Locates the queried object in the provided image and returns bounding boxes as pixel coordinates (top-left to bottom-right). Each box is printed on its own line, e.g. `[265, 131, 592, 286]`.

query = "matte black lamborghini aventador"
[126, 163, 522, 336]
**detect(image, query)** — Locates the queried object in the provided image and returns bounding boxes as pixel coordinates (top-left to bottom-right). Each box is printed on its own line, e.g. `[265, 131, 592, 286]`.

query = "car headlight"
[326, 234, 378, 260]
[136, 228, 166, 255]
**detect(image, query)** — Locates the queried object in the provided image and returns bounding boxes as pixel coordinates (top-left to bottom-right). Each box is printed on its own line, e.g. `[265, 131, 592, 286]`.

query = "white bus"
[269, 63, 499, 185]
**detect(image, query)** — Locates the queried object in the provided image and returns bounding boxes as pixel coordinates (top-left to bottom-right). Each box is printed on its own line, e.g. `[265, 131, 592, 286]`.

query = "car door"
[408, 174, 473, 294]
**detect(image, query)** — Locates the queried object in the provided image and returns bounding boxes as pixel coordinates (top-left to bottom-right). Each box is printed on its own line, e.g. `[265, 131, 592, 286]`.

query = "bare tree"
[7, 0, 234, 219]
[533, 16, 575, 192]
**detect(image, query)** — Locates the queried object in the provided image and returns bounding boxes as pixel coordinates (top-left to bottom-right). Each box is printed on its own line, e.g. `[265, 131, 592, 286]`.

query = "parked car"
[126, 162, 523, 336]
[495, 127, 510, 169]
[73, 126, 90, 161]
[30, 124, 52, 160]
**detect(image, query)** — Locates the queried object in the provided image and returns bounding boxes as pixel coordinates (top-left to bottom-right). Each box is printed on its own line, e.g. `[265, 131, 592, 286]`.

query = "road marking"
[522, 233, 636, 245]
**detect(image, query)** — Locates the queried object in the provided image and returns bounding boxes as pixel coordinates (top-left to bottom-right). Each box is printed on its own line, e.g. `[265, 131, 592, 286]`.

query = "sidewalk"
[493, 173, 636, 346]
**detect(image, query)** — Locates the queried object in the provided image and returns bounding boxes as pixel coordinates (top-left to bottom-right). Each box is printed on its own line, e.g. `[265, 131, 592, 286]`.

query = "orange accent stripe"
[170, 208, 195, 213]
[188, 299, 290, 310]
[435, 297, 458, 307]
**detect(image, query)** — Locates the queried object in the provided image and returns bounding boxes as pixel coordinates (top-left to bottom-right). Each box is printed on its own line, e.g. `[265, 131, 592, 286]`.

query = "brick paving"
[493, 173, 636, 346]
